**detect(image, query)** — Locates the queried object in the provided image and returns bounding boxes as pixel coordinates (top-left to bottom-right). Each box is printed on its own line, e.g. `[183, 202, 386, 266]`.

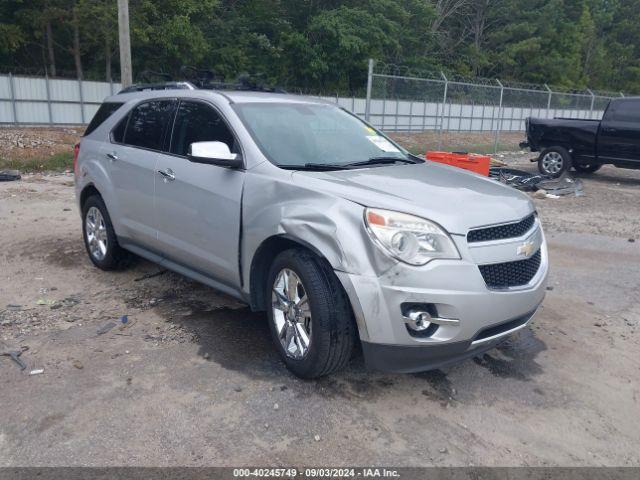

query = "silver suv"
[75, 86, 548, 378]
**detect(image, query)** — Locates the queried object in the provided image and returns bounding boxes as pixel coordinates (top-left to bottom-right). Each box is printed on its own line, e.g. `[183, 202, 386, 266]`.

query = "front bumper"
[336, 221, 548, 373]
[361, 308, 538, 373]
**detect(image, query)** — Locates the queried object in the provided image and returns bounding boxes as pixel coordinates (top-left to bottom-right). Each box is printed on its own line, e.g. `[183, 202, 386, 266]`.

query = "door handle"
[157, 168, 175, 182]
[106, 152, 118, 161]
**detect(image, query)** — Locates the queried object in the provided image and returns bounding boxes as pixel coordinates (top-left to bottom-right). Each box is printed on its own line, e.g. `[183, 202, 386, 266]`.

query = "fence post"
[45, 74, 53, 125]
[544, 83, 552, 114]
[78, 77, 86, 124]
[494, 79, 504, 153]
[365, 58, 374, 122]
[8, 73, 18, 125]
[110, 78, 114, 95]
[438, 71, 448, 149]
[408, 100, 413, 132]
[587, 89, 595, 119]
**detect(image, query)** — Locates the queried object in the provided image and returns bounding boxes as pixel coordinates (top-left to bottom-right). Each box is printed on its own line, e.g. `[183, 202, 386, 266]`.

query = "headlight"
[364, 208, 460, 266]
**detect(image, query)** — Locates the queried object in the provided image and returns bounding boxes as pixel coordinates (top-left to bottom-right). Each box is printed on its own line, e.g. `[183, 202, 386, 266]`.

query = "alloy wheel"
[85, 206, 108, 261]
[271, 268, 312, 359]
[541, 151, 564, 175]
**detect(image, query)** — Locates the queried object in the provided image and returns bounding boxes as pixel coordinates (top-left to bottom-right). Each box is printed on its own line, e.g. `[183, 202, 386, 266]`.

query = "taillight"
[73, 143, 80, 175]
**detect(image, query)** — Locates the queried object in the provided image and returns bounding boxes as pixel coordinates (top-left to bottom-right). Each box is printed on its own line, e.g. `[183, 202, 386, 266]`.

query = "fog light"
[405, 309, 433, 332]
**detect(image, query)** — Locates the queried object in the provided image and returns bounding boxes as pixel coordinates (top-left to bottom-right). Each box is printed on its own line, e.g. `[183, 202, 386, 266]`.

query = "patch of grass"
[0, 152, 74, 173]
[405, 142, 521, 156]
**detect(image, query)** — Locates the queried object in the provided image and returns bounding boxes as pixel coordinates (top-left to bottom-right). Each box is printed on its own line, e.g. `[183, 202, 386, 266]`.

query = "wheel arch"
[79, 183, 101, 210]
[249, 234, 331, 312]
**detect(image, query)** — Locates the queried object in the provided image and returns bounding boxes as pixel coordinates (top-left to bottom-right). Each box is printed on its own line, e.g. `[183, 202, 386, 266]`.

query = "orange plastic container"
[425, 151, 490, 176]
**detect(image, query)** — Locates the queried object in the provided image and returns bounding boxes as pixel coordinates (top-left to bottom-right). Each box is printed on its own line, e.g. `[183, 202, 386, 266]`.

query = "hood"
[292, 162, 534, 235]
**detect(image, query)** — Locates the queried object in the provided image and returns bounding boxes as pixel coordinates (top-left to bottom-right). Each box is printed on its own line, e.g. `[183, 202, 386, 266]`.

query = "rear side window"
[170, 101, 237, 156]
[84, 102, 124, 136]
[123, 100, 177, 150]
[609, 99, 640, 122]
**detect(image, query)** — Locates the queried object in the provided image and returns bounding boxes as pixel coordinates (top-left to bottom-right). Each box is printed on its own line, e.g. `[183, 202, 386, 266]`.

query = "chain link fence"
[364, 60, 626, 152]
[1, 63, 628, 154]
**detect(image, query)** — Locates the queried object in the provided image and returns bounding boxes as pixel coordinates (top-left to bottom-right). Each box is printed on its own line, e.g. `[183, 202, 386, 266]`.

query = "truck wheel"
[82, 195, 132, 270]
[538, 147, 571, 177]
[573, 163, 602, 174]
[266, 248, 356, 379]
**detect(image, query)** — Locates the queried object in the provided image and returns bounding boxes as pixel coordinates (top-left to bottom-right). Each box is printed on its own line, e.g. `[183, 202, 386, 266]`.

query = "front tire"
[538, 147, 571, 177]
[266, 249, 356, 379]
[82, 195, 132, 270]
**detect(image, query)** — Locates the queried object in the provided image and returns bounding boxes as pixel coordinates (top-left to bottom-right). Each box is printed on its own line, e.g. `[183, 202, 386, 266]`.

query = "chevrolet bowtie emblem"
[517, 241, 536, 257]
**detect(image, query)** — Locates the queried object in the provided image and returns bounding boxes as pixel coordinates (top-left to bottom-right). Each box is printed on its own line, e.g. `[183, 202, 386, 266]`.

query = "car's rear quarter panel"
[528, 118, 599, 161]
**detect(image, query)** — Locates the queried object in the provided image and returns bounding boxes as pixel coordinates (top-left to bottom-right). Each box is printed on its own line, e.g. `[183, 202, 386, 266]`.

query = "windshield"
[233, 102, 413, 169]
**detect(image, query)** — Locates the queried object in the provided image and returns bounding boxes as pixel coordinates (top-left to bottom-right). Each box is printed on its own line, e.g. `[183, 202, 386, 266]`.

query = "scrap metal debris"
[96, 321, 117, 335]
[0, 343, 28, 370]
[489, 167, 584, 197]
[489, 167, 549, 191]
[537, 176, 584, 197]
[0, 170, 21, 182]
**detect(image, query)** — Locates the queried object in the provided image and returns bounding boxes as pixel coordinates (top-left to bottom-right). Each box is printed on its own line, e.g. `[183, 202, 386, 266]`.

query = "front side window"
[233, 103, 411, 169]
[170, 101, 237, 156]
[123, 100, 177, 150]
[610, 99, 640, 123]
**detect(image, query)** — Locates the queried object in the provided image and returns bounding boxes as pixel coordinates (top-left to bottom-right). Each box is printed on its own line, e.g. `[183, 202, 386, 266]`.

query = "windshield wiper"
[340, 156, 420, 168]
[277, 157, 419, 171]
[278, 163, 350, 171]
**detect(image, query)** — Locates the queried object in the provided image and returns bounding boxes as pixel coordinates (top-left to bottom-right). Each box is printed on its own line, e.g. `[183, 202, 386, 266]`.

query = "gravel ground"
[0, 127, 80, 160]
[0, 155, 639, 467]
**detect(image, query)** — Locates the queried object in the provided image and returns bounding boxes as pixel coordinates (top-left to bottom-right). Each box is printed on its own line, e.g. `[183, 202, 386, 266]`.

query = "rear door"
[154, 99, 245, 288]
[105, 98, 177, 247]
[598, 98, 640, 164]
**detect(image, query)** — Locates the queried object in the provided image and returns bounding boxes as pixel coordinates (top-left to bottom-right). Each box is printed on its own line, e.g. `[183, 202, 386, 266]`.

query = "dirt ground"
[0, 127, 81, 160]
[1, 149, 639, 467]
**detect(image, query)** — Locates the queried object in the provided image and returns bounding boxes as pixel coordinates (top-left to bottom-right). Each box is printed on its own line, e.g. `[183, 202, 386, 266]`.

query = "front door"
[154, 100, 245, 288]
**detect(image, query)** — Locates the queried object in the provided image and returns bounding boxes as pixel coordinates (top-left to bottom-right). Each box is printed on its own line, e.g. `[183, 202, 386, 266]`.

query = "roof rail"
[117, 81, 196, 94]
[116, 67, 286, 95]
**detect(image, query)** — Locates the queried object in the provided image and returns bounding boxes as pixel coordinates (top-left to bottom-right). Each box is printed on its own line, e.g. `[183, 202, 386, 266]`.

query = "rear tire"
[538, 147, 571, 177]
[573, 163, 601, 174]
[266, 248, 356, 379]
[82, 195, 132, 270]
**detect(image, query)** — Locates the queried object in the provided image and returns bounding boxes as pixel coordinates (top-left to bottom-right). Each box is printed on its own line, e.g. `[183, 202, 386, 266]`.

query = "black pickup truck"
[521, 97, 640, 176]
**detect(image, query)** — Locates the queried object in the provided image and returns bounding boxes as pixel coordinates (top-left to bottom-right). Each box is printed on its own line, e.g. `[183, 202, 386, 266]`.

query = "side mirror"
[188, 141, 243, 168]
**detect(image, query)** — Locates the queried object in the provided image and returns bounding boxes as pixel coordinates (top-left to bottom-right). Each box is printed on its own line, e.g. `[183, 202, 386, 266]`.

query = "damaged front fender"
[241, 166, 396, 281]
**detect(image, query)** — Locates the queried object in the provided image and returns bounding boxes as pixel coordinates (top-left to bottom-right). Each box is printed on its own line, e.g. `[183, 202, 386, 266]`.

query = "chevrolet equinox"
[74, 86, 548, 378]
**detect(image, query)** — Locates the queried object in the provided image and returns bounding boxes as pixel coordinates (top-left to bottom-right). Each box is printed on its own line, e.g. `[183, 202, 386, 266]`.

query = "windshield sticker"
[367, 135, 401, 153]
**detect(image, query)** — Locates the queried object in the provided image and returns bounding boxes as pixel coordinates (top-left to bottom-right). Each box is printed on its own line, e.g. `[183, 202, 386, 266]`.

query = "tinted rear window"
[84, 102, 124, 136]
[123, 100, 177, 150]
